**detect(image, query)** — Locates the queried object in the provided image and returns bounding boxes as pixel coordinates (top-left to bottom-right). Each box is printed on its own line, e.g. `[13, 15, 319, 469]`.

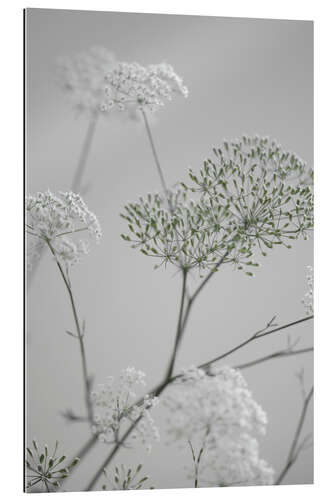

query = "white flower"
[57, 46, 117, 116]
[26, 190, 101, 268]
[91, 367, 159, 452]
[302, 265, 314, 315]
[103, 62, 188, 113]
[163, 366, 273, 486]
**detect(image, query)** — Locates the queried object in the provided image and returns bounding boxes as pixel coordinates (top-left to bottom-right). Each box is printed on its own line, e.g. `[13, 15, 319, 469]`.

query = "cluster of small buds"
[163, 366, 273, 487]
[91, 367, 159, 451]
[302, 265, 314, 315]
[25, 440, 79, 492]
[102, 61, 188, 113]
[102, 464, 154, 490]
[183, 136, 313, 261]
[57, 46, 117, 116]
[26, 190, 102, 269]
[120, 136, 313, 277]
[121, 189, 245, 272]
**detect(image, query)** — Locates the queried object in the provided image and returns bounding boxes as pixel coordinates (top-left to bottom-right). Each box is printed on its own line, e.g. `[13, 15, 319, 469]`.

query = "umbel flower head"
[184, 136, 313, 259]
[102, 464, 154, 490]
[121, 136, 313, 276]
[25, 440, 79, 492]
[26, 190, 102, 269]
[91, 367, 159, 452]
[163, 366, 273, 487]
[121, 189, 237, 271]
[102, 61, 188, 113]
[57, 46, 117, 116]
[302, 265, 314, 315]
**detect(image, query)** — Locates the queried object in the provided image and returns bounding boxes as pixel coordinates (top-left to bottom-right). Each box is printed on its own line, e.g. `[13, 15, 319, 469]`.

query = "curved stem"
[45, 240, 93, 424]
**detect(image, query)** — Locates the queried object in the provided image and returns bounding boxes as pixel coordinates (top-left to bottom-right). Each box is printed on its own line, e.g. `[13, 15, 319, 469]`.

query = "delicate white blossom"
[302, 265, 314, 315]
[91, 367, 159, 452]
[163, 366, 273, 486]
[103, 62, 188, 113]
[57, 46, 117, 116]
[102, 464, 153, 490]
[26, 190, 101, 269]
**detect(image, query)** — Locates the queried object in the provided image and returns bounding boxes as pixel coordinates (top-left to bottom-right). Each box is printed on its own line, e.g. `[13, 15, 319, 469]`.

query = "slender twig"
[198, 315, 313, 370]
[235, 346, 313, 370]
[275, 386, 314, 485]
[45, 239, 94, 424]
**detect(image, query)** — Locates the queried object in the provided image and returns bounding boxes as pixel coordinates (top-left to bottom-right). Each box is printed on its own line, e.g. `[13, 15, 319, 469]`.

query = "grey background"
[26, 8, 313, 490]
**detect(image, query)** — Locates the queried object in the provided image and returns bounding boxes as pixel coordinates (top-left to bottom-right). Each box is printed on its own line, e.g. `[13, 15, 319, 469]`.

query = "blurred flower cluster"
[163, 366, 274, 486]
[25, 440, 79, 492]
[302, 265, 314, 315]
[26, 190, 101, 268]
[102, 464, 154, 490]
[121, 136, 313, 275]
[91, 367, 160, 452]
[103, 61, 188, 113]
[57, 46, 117, 116]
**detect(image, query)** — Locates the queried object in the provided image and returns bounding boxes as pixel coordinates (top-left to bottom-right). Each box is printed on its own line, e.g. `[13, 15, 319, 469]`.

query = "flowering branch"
[84, 313, 313, 490]
[275, 385, 314, 485]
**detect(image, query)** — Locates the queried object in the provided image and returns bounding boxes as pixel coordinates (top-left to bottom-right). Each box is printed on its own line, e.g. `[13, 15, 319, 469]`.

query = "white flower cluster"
[302, 265, 314, 315]
[91, 367, 159, 452]
[57, 46, 117, 116]
[163, 366, 274, 487]
[103, 62, 188, 113]
[26, 190, 102, 268]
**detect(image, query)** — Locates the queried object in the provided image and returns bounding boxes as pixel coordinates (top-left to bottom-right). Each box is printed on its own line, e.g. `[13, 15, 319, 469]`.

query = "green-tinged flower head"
[121, 189, 237, 271]
[184, 136, 313, 260]
[25, 440, 79, 492]
[120, 137, 313, 276]
[102, 464, 154, 490]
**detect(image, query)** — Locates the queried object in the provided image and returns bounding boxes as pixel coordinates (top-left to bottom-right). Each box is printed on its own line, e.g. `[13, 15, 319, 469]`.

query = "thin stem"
[141, 109, 169, 199]
[45, 240, 93, 424]
[235, 346, 313, 370]
[71, 113, 98, 193]
[164, 268, 188, 379]
[275, 386, 314, 485]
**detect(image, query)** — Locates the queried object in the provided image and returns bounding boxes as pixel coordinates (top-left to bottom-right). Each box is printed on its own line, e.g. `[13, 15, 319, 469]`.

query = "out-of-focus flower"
[102, 464, 154, 490]
[203, 434, 274, 487]
[103, 62, 188, 113]
[26, 190, 101, 269]
[163, 366, 273, 487]
[25, 440, 79, 492]
[302, 265, 314, 315]
[57, 46, 117, 116]
[91, 367, 159, 452]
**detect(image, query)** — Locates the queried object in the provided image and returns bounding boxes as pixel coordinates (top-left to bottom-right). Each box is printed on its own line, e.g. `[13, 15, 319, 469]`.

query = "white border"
[1, 1, 331, 498]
